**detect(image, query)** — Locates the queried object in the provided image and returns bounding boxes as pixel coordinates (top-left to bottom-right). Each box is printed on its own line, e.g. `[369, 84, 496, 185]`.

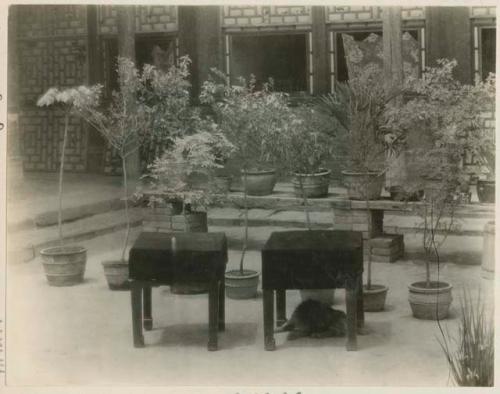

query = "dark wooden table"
[261, 230, 364, 351]
[128, 231, 227, 351]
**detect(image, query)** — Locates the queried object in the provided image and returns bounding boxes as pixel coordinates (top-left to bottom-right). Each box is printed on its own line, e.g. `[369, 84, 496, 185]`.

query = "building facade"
[7, 5, 497, 175]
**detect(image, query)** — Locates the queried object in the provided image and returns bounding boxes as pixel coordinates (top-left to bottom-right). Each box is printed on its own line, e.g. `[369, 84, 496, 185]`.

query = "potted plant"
[200, 71, 289, 196]
[74, 57, 151, 290]
[319, 64, 392, 200]
[200, 71, 294, 299]
[143, 128, 234, 293]
[274, 103, 337, 303]
[36, 85, 101, 286]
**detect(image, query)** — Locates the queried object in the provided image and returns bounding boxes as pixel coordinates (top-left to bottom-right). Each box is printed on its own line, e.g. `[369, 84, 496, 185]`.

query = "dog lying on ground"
[274, 299, 347, 340]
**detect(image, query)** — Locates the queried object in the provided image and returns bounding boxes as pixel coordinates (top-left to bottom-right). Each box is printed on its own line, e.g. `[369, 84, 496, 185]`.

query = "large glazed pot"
[241, 168, 277, 196]
[40, 245, 87, 286]
[342, 171, 385, 200]
[408, 281, 453, 320]
[477, 180, 495, 203]
[292, 169, 331, 198]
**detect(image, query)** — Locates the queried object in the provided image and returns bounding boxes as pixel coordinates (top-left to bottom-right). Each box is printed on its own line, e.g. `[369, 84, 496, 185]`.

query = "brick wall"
[98, 5, 178, 34]
[16, 5, 89, 173]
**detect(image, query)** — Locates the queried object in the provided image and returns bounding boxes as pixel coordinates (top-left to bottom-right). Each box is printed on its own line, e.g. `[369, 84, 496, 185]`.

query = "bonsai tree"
[36, 85, 101, 286]
[200, 70, 293, 290]
[74, 57, 151, 265]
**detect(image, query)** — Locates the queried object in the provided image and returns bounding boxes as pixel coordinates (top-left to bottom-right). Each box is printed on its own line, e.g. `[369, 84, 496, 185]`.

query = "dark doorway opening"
[481, 27, 496, 80]
[230, 34, 307, 93]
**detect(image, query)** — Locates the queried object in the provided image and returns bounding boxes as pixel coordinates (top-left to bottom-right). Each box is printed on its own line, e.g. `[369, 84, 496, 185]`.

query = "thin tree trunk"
[298, 175, 311, 230]
[57, 114, 69, 245]
[365, 178, 372, 289]
[239, 170, 249, 274]
[121, 156, 130, 262]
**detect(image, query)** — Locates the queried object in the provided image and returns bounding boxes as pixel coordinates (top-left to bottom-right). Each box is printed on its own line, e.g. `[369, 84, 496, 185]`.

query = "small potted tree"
[75, 57, 151, 290]
[200, 71, 288, 196]
[200, 71, 294, 299]
[143, 128, 234, 293]
[37, 85, 102, 286]
[395, 59, 495, 319]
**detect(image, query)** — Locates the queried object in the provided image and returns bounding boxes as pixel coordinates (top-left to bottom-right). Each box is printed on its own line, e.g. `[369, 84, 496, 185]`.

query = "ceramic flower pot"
[363, 284, 388, 312]
[477, 180, 495, 203]
[408, 281, 453, 320]
[342, 171, 385, 200]
[225, 269, 260, 299]
[102, 260, 129, 290]
[40, 245, 87, 286]
[241, 169, 277, 196]
[292, 169, 331, 198]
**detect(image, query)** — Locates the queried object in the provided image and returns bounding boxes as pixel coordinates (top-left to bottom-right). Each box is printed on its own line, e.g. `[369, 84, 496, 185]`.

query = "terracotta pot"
[225, 269, 260, 299]
[481, 221, 495, 279]
[102, 260, 129, 290]
[363, 284, 388, 312]
[40, 245, 87, 286]
[408, 281, 453, 320]
[477, 180, 495, 203]
[292, 169, 331, 198]
[241, 169, 277, 196]
[342, 171, 384, 200]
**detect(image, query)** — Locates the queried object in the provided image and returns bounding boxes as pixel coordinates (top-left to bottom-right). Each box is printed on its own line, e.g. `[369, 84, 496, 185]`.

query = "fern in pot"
[36, 85, 102, 286]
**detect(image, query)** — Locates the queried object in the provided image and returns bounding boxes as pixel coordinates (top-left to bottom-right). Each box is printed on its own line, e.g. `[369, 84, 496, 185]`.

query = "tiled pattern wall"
[16, 5, 89, 172]
[326, 6, 425, 23]
[222, 5, 312, 27]
[470, 6, 496, 18]
[98, 5, 178, 34]
[20, 109, 87, 172]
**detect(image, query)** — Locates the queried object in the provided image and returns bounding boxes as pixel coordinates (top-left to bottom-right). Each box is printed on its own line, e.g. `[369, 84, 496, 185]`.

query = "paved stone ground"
[6, 226, 495, 387]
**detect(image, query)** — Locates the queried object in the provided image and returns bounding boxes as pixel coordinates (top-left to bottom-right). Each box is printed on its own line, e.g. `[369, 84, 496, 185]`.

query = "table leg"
[357, 276, 365, 329]
[208, 281, 219, 351]
[131, 282, 145, 348]
[143, 285, 153, 331]
[345, 279, 358, 351]
[218, 278, 225, 331]
[263, 289, 276, 351]
[276, 290, 287, 327]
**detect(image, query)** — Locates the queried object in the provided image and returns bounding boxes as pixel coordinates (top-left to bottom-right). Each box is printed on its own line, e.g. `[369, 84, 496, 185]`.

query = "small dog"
[275, 299, 347, 340]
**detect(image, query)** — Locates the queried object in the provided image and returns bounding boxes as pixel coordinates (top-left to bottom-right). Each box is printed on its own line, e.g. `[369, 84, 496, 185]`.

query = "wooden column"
[195, 6, 223, 98]
[382, 7, 405, 190]
[382, 7, 403, 97]
[311, 6, 328, 95]
[116, 5, 140, 183]
[426, 7, 472, 84]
